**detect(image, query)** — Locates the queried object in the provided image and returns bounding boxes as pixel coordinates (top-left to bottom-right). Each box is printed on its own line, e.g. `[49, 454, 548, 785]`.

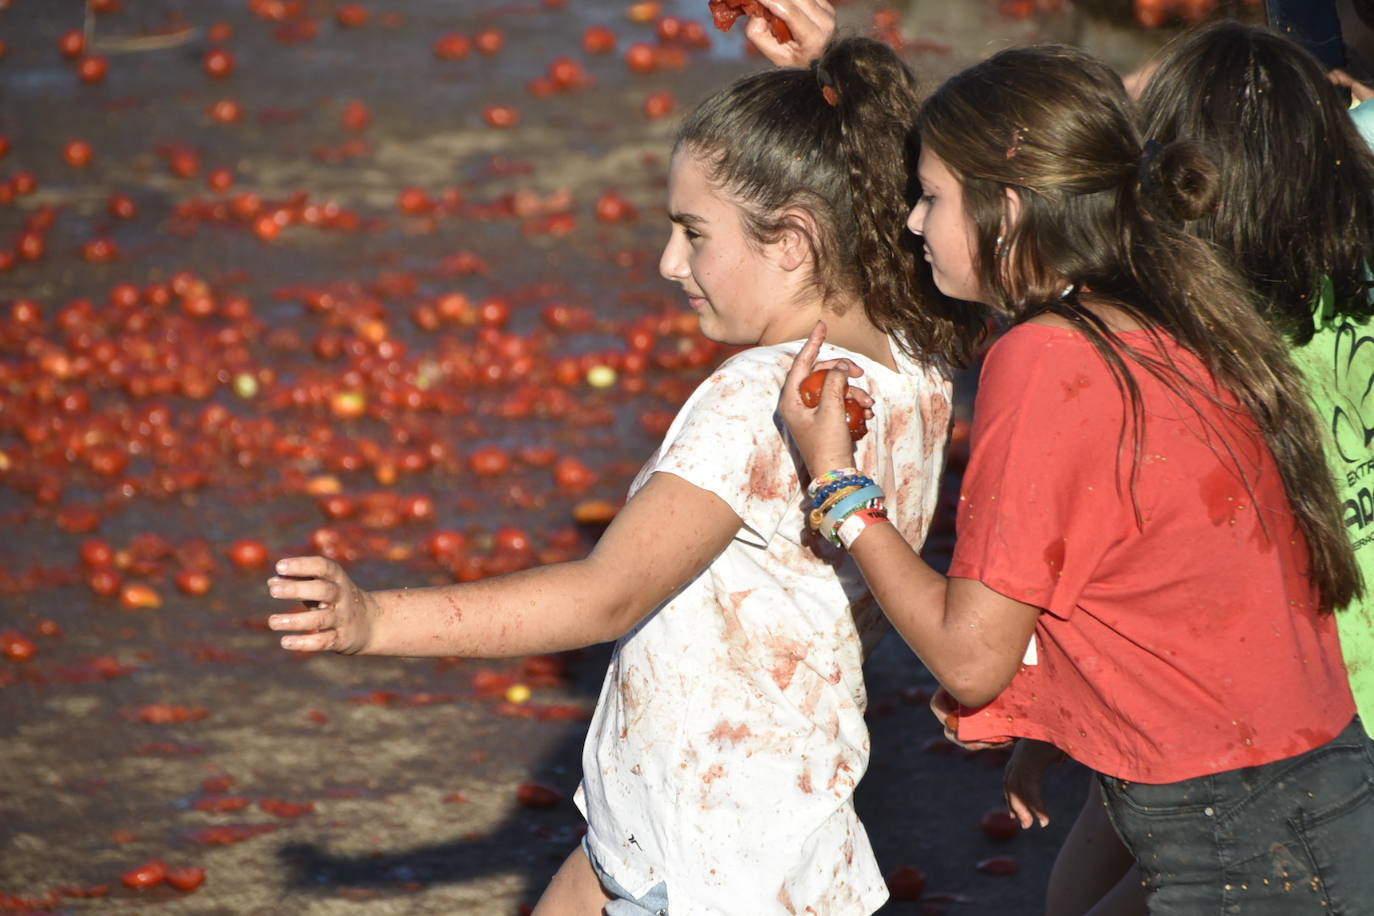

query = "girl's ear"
[1001, 186, 1022, 235]
[775, 209, 820, 273]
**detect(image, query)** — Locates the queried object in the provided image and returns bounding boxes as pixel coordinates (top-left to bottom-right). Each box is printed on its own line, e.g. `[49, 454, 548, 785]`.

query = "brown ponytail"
[674, 38, 984, 369]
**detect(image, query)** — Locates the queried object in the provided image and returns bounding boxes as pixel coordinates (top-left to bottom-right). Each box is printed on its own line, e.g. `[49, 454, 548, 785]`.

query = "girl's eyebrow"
[669, 211, 706, 228]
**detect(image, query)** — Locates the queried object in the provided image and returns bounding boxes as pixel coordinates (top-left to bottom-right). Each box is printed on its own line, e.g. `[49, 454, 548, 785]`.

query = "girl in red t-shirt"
[780, 44, 1374, 913]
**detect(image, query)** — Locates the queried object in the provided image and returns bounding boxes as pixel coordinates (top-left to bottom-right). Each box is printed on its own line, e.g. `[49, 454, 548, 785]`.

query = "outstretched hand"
[746, 0, 836, 68]
[266, 556, 377, 654]
[779, 322, 866, 478]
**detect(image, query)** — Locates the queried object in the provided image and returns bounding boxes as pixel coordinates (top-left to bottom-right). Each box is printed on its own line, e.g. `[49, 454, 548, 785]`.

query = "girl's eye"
[683, 227, 700, 241]
[919, 194, 935, 205]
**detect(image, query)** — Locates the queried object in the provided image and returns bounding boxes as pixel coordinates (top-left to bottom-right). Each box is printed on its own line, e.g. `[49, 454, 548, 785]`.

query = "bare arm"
[266, 471, 742, 657]
[778, 323, 1039, 706]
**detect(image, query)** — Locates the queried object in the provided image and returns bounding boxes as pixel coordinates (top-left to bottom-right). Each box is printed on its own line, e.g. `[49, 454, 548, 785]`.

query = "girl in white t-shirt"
[266, 38, 981, 915]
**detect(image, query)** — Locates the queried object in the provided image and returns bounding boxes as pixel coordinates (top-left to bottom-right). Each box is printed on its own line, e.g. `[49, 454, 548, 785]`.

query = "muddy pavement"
[0, 1, 1174, 912]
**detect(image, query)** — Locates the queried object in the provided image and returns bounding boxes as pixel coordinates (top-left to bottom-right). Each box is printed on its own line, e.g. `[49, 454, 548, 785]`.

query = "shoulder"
[983, 323, 1093, 375]
[710, 344, 796, 385]
[978, 325, 1126, 417]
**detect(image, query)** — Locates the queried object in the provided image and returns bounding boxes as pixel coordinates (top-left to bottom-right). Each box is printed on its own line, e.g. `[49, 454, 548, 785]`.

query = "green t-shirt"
[1289, 276, 1374, 734]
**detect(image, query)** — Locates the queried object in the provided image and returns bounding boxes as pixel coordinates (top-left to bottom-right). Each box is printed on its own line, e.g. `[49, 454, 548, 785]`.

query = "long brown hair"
[1138, 21, 1374, 343]
[674, 38, 985, 369]
[917, 44, 1359, 611]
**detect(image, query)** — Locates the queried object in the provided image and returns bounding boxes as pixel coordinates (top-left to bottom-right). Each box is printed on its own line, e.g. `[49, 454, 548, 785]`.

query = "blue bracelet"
[811, 475, 872, 510]
[820, 484, 885, 544]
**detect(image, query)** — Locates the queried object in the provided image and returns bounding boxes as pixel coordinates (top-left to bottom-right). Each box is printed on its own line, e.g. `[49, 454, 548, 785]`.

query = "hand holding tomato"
[929, 685, 1014, 751]
[799, 369, 868, 441]
[266, 556, 377, 654]
[740, 0, 836, 68]
[778, 322, 870, 478]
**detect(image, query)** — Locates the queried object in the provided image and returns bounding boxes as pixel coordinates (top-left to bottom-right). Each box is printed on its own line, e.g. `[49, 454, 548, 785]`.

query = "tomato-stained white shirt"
[574, 338, 952, 916]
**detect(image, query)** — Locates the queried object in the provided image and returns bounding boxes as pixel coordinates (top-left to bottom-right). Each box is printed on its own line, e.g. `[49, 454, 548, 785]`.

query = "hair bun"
[1138, 138, 1220, 222]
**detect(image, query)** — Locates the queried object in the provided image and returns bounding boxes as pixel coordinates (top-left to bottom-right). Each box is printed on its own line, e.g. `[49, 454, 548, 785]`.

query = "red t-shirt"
[950, 323, 1354, 783]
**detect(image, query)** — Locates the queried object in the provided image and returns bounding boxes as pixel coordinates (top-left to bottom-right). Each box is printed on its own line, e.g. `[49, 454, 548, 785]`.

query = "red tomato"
[886, 864, 926, 901]
[625, 42, 656, 73]
[88, 567, 123, 597]
[259, 798, 315, 817]
[1134, 0, 1168, 27]
[335, 3, 369, 27]
[626, 1, 660, 22]
[582, 25, 616, 54]
[341, 99, 370, 131]
[976, 855, 1019, 875]
[642, 90, 675, 120]
[552, 457, 596, 494]
[165, 866, 206, 892]
[11, 170, 37, 194]
[657, 15, 684, 42]
[477, 297, 510, 326]
[474, 28, 504, 54]
[433, 33, 471, 60]
[120, 583, 162, 609]
[120, 860, 168, 889]
[469, 446, 512, 477]
[58, 29, 86, 59]
[203, 48, 235, 78]
[798, 370, 868, 440]
[483, 105, 518, 128]
[494, 526, 532, 554]
[515, 781, 562, 809]
[397, 187, 433, 214]
[207, 167, 234, 191]
[175, 569, 213, 596]
[980, 808, 1021, 841]
[227, 539, 269, 570]
[1, 631, 36, 661]
[80, 538, 115, 567]
[81, 238, 119, 262]
[548, 56, 585, 90]
[208, 97, 244, 123]
[17, 232, 44, 261]
[63, 139, 93, 167]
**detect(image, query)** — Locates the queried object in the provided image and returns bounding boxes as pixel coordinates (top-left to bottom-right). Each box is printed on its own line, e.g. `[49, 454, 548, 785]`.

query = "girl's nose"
[906, 202, 925, 236]
[659, 230, 688, 283]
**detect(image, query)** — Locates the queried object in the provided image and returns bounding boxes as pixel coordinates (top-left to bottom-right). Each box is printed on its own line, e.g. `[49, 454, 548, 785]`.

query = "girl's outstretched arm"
[779, 324, 1039, 707]
[266, 471, 742, 657]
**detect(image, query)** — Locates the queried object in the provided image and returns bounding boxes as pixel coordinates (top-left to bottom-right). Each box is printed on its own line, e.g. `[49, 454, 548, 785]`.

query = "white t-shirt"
[574, 338, 952, 916]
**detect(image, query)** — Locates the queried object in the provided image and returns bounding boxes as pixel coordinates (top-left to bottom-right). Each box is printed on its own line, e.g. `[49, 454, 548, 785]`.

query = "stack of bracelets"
[806, 467, 890, 549]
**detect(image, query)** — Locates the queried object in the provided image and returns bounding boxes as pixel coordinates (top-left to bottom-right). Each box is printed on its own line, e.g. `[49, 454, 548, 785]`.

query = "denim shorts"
[582, 836, 669, 916]
[1098, 716, 1374, 914]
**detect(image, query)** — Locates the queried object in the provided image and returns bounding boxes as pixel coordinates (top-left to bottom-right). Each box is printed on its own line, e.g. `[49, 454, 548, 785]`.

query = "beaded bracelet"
[809, 483, 867, 530]
[810, 475, 871, 510]
[819, 484, 885, 545]
[806, 467, 861, 500]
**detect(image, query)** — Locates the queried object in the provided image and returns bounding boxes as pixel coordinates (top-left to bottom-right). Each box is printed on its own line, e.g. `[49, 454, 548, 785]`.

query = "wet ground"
[0, 1, 1203, 912]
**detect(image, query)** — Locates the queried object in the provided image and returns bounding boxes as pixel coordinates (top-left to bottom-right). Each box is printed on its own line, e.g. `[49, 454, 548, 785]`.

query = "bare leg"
[532, 844, 614, 916]
[1047, 777, 1147, 916]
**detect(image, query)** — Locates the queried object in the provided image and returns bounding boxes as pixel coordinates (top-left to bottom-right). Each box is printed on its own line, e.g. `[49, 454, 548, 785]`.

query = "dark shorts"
[1099, 716, 1374, 914]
